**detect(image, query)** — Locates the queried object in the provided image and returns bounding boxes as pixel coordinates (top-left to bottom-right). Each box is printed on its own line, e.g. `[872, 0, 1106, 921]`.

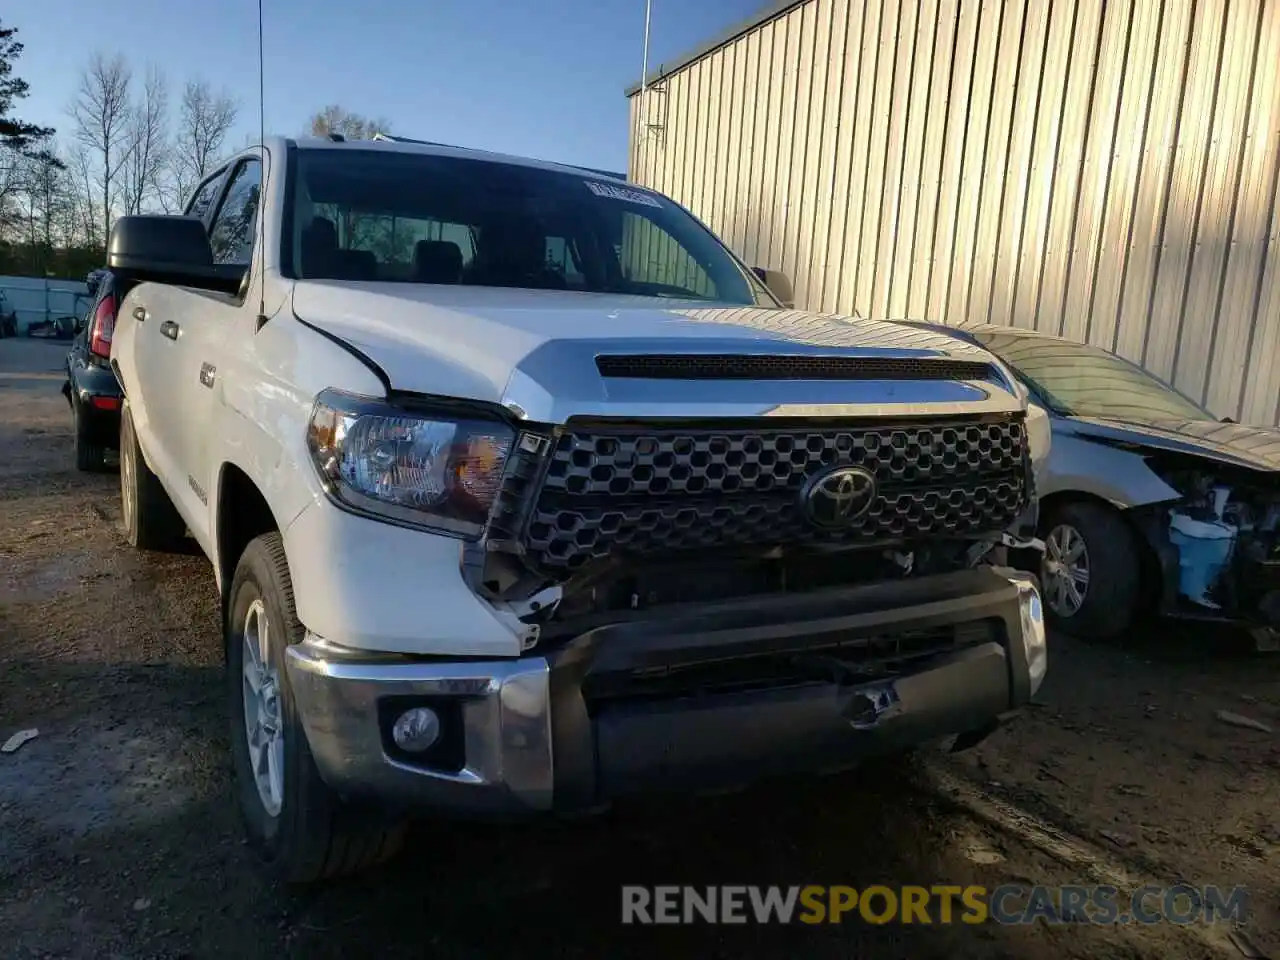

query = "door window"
[185, 172, 226, 222]
[208, 160, 262, 266]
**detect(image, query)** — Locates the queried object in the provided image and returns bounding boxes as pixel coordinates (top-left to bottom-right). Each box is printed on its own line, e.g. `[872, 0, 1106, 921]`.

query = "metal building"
[625, 0, 1280, 426]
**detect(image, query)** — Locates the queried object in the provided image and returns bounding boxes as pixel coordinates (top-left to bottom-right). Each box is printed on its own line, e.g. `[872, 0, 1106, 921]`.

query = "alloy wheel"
[241, 598, 285, 816]
[1043, 523, 1090, 617]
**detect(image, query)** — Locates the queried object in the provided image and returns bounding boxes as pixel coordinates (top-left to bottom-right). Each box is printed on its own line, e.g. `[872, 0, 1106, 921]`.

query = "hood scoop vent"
[594, 353, 995, 382]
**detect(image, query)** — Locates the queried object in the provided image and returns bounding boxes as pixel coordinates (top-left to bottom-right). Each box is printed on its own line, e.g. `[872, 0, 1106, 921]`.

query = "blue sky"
[7, 0, 763, 171]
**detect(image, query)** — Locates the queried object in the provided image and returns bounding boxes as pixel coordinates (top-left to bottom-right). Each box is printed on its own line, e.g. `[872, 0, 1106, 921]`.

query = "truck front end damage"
[287, 330, 1050, 815]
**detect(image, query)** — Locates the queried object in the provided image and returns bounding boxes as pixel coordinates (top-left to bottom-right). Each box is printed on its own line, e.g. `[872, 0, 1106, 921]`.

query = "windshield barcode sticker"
[584, 180, 663, 208]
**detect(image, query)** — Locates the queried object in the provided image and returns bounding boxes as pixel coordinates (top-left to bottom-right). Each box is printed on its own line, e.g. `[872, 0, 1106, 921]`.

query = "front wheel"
[1040, 501, 1142, 639]
[227, 533, 407, 883]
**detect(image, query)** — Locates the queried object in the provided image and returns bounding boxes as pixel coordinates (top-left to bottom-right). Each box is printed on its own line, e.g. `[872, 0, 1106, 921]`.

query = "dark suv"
[61, 269, 123, 471]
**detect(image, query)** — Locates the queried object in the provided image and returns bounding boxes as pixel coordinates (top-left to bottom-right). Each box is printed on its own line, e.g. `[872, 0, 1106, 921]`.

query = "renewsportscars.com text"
[621, 884, 1249, 926]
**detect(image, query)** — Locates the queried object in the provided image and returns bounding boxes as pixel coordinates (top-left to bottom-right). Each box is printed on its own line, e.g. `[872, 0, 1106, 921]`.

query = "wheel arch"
[216, 462, 284, 621]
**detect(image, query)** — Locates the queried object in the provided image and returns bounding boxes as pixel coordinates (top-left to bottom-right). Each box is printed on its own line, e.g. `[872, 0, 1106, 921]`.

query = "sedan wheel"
[1039, 501, 1141, 639]
[1043, 523, 1090, 618]
[73, 401, 107, 472]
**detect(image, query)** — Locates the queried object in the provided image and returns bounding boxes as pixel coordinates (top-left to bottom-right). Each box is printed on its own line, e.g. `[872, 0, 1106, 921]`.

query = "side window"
[208, 160, 262, 266]
[184, 173, 225, 222]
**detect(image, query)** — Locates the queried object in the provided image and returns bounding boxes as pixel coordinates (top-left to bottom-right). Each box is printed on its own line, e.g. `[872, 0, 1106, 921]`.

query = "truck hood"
[290, 282, 1021, 421]
[1063, 415, 1280, 475]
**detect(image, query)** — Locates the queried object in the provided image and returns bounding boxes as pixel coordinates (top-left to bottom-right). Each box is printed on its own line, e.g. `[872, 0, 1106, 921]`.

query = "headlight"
[306, 389, 514, 538]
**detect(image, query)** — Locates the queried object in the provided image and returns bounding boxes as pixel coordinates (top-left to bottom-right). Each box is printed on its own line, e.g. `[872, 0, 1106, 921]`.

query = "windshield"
[285, 148, 774, 306]
[972, 330, 1213, 421]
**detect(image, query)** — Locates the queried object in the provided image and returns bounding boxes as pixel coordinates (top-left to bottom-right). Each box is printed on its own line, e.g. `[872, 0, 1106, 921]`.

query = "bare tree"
[69, 52, 132, 247]
[305, 105, 392, 249]
[66, 143, 99, 249]
[21, 148, 69, 250]
[309, 105, 390, 141]
[120, 66, 168, 215]
[0, 146, 22, 238]
[168, 79, 236, 210]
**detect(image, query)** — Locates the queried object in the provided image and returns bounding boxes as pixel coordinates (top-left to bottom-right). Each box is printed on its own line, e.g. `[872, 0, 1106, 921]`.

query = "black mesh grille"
[499, 416, 1031, 574]
[594, 354, 997, 382]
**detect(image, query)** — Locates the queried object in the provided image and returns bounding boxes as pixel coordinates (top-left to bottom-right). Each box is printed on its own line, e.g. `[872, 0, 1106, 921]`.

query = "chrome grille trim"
[487, 414, 1032, 574]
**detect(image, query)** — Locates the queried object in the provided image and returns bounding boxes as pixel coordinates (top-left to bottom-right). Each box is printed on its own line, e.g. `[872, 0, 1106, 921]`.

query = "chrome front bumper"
[285, 571, 1046, 816]
[285, 643, 555, 813]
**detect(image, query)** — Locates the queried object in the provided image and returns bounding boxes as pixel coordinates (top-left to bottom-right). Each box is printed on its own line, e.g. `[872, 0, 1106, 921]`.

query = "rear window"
[285, 148, 773, 306]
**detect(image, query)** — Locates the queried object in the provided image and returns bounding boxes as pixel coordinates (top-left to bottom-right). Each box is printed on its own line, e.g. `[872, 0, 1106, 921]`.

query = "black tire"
[1040, 500, 1142, 639]
[227, 533, 407, 884]
[119, 400, 186, 550]
[72, 401, 107, 472]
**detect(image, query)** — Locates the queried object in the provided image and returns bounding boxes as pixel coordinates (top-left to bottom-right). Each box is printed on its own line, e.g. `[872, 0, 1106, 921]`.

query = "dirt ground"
[1, 337, 1278, 960]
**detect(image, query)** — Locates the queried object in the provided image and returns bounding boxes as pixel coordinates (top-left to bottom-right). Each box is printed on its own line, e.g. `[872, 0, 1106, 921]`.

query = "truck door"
[166, 157, 263, 555]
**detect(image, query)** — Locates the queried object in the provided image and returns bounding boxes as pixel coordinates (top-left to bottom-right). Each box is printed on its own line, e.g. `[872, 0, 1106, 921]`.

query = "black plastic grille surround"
[491, 416, 1031, 574]
[582, 619, 998, 704]
[594, 354, 998, 382]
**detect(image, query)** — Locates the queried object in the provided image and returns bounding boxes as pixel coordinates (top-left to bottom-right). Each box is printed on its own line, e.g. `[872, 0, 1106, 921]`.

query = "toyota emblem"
[802, 465, 877, 528]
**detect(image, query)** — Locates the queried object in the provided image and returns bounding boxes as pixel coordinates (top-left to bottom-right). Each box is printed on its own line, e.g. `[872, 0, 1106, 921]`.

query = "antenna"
[635, 0, 652, 182]
[255, 0, 268, 327]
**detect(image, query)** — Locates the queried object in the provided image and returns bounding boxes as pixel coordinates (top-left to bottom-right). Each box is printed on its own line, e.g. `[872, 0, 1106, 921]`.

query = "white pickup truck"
[106, 135, 1050, 883]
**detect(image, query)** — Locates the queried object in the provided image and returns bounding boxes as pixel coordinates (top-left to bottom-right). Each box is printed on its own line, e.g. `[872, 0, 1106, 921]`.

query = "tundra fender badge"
[802, 465, 877, 528]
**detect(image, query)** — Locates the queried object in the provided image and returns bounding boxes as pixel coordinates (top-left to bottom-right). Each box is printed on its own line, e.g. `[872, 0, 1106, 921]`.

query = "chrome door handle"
[199, 362, 216, 389]
[133, 306, 148, 322]
[160, 320, 180, 341]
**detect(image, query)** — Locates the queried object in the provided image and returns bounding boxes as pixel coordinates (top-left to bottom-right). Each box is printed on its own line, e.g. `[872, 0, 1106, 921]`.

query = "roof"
[624, 0, 807, 96]
[291, 134, 630, 182]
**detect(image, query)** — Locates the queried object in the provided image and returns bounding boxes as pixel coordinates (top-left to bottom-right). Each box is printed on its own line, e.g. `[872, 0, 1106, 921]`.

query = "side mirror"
[108, 215, 241, 295]
[752, 266, 794, 308]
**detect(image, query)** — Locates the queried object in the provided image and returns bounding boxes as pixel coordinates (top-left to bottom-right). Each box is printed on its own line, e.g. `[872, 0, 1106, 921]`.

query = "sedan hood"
[1065, 415, 1280, 474]
[290, 283, 1015, 419]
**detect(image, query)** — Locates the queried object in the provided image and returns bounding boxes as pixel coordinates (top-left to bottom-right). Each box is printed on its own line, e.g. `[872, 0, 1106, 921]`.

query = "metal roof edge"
[623, 0, 808, 97]
[577, 165, 629, 181]
[314, 132, 628, 180]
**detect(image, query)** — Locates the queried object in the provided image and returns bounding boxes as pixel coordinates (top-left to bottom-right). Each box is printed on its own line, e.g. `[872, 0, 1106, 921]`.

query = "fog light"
[1009, 575, 1048, 697]
[391, 707, 440, 753]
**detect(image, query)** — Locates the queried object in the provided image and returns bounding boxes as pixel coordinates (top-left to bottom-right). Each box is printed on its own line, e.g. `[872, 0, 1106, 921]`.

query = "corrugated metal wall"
[627, 0, 1280, 426]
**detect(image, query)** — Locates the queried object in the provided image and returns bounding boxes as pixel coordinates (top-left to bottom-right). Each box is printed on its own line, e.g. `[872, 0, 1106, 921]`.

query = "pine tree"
[0, 20, 55, 152]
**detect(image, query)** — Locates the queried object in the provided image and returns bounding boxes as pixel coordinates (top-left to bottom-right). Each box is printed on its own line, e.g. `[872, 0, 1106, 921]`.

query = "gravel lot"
[1, 337, 1278, 959]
